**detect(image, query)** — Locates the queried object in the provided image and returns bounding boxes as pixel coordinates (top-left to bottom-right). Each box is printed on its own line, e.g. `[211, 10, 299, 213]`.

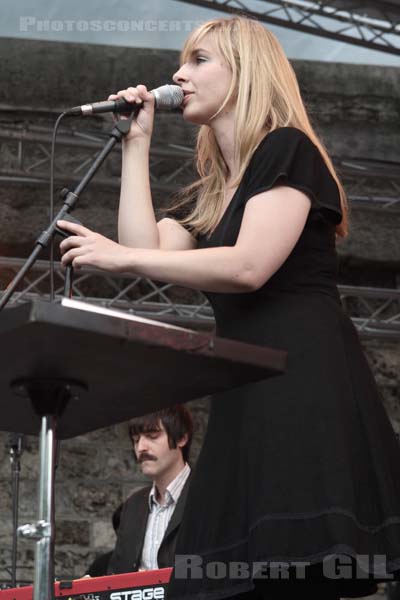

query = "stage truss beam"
[0, 123, 399, 211]
[0, 257, 399, 340]
[174, 0, 400, 56]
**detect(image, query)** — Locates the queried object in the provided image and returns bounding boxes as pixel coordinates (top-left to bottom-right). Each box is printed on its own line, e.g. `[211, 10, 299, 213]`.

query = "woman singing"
[59, 16, 400, 600]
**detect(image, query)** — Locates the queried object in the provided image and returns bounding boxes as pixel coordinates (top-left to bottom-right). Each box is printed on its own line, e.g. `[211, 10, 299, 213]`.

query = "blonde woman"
[59, 16, 400, 600]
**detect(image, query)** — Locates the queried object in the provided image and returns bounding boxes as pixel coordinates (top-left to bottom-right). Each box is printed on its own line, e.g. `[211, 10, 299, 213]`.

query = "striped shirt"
[139, 463, 191, 571]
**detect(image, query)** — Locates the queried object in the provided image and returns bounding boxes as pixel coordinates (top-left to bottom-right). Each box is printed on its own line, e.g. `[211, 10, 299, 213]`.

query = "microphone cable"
[49, 111, 68, 303]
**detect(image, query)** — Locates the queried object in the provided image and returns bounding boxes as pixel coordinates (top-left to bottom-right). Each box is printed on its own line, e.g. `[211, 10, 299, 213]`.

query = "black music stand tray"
[0, 298, 286, 600]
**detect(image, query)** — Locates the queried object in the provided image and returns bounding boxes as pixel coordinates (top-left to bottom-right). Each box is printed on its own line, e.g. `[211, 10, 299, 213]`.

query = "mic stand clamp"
[18, 520, 50, 541]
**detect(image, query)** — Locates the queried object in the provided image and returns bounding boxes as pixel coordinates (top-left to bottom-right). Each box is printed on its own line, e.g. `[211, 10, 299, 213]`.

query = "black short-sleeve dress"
[167, 127, 400, 600]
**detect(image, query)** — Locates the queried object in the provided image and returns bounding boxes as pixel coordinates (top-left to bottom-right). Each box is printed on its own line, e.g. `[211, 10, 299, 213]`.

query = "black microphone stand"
[0, 115, 132, 600]
[54, 225, 76, 298]
[0, 116, 133, 311]
[7, 433, 24, 588]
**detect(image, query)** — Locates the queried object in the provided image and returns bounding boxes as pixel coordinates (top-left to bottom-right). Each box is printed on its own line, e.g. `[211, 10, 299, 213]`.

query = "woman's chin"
[181, 109, 210, 126]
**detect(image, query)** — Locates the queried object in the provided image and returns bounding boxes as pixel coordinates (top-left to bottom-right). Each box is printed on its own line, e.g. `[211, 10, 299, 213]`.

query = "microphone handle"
[76, 98, 143, 116]
[114, 97, 144, 114]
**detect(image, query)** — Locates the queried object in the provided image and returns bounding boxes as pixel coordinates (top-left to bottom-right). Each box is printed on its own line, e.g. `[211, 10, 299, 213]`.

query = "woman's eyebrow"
[191, 47, 211, 55]
[179, 47, 210, 65]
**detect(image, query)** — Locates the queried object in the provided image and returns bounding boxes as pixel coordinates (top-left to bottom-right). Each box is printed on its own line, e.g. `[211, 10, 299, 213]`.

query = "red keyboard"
[0, 568, 172, 600]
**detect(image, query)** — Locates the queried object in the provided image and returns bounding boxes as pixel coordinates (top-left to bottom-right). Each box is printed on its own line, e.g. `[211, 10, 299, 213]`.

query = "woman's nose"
[173, 66, 187, 84]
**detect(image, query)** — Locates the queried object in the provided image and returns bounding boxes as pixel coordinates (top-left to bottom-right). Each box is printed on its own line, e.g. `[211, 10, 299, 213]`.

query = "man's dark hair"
[128, 404, 194, 463]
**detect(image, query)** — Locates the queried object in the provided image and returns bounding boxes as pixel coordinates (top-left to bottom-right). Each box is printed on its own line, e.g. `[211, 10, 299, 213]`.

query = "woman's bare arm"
[59, 186, 311, 293]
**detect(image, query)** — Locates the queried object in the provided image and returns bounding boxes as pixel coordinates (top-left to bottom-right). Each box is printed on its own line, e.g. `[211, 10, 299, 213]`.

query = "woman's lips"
[182, 93, 194, 106]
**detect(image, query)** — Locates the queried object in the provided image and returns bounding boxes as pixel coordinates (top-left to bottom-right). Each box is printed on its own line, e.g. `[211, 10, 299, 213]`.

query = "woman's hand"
[108, 84, 155, 143]
[58, 220, 133, 272]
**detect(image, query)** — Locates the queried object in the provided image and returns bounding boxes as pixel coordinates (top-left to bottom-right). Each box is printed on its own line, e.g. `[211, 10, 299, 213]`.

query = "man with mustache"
[107, 405, 193, 574]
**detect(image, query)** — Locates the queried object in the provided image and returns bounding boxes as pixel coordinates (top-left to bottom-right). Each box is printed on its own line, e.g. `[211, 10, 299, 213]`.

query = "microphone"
[67, 84, 184, 116]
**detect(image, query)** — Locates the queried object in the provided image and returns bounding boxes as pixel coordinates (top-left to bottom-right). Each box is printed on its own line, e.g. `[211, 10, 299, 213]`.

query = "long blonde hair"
[169, 16, 348, 238]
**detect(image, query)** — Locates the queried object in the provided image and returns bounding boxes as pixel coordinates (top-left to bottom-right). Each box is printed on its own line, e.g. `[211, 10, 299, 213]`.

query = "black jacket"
[108, 474, 191, 574]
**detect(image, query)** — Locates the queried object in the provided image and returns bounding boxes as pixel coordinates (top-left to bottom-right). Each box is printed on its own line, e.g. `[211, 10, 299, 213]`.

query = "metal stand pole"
[14, 379, 84, 600]
[18, 416, 56, 600]
[34, 416, 56, 600]
[8, 433, 24, 587]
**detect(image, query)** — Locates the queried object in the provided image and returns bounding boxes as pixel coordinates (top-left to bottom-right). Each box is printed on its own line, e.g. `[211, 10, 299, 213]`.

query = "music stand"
[0, 298, 287, 600]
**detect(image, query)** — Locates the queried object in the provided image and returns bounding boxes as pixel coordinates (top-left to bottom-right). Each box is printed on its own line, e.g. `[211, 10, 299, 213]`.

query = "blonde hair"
[169, 16, 349, 238]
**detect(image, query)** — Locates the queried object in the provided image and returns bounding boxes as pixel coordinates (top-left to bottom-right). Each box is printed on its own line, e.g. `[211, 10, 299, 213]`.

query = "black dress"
[167, 127, 400, 600]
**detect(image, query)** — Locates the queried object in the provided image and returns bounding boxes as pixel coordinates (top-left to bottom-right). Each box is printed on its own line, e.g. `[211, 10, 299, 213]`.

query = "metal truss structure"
[0, 121, 194, 194]
[0, 120, 399, 211]
[0, 257, 399, 340]
[335, 155, 400, 211]
[175, 0, 400, 55]
[0, 113, 399, 341]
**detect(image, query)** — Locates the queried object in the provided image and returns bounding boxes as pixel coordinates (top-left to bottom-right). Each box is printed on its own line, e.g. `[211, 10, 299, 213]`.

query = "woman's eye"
[195, 56, 207, 63]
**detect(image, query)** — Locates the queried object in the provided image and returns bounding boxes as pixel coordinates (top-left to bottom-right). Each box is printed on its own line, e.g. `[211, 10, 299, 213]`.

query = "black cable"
[49, 113, 68, 302]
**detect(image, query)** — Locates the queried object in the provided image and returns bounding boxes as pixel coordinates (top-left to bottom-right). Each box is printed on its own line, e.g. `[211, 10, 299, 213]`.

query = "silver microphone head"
[152, 84, 184, 109]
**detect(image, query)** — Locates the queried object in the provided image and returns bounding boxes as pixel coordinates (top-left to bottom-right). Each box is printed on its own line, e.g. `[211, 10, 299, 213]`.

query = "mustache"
[137, 452, 157, 463]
